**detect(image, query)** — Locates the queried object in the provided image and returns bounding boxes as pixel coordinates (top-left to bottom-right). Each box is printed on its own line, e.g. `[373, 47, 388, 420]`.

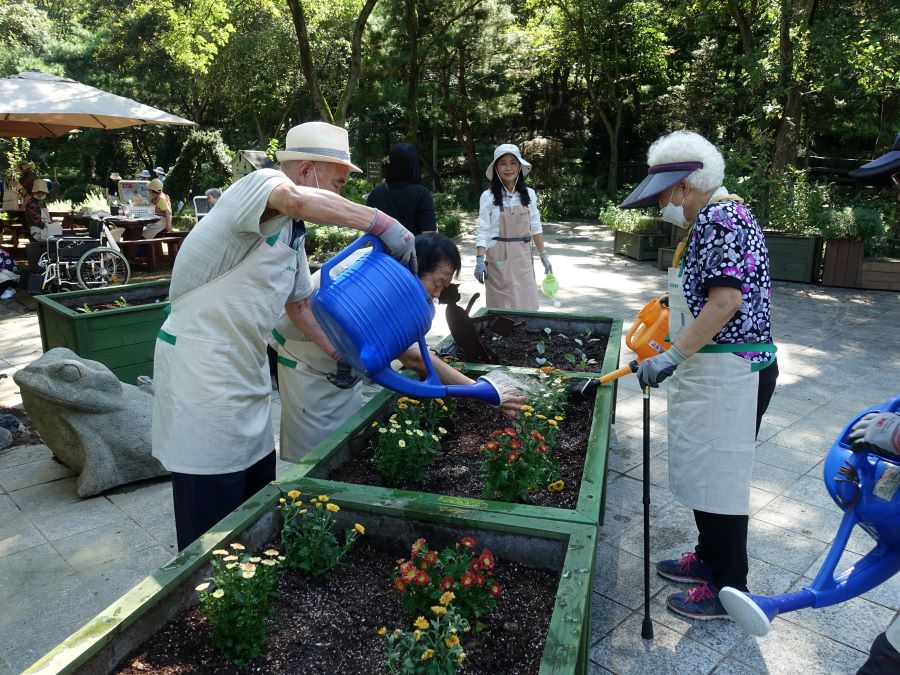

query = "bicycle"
[38, 215, 132, 293]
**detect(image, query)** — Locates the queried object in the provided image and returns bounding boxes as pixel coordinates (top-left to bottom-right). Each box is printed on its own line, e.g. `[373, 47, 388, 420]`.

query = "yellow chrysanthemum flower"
[554, 415, 564, 421]
[249, 557, 261, 563]
[398, 440, 407, 448]
[279, 497, 286, 503]
[431, 606, 447, 615]
[230, 542, 245, 550]
[287, 490, 300, 499]
[435, 398, 444, 406]
[421, 649, 434, 661]
[415, 429, 425, 437]
[326, 503, 340, 512]
[414, 616, 429, 629]
[261, 559, 277, 566]
[226, 562, 238, 569]
[264, 549, 279, 557]
[371, 421, 379, 427]
[315, 503, 323, 509]
[318, 495, 329, 502]
[438, 427, 447, 434]
[398, 397, 409, 403]
[445, 634, 460, 648]
[378, 428, 387, 433]
[195, 582, 211, 592]
[224, 555, 238, 562]
[212, 549, 229, 556]
[439, 591, 455, 605]
[293, 500, 303, 507]
[523, 412, 532, 417]
[441, 406, 448, 412]
[377, 626, 387, 636]
[548, 480, 565, 492]
[242, 568, 256, 579]
[409, 399, 420, 405]
[354, 523, 365, 534]
[458, 652, 467, 663]
[299, 509, 308, 514]
[548, 419, 558, 426]
[398, 403, 408, 409]
[413, 629, 421, 640]
[212, 589, 225, 599]
[390, 413, 398, 420]
[432, 434, 439, 441]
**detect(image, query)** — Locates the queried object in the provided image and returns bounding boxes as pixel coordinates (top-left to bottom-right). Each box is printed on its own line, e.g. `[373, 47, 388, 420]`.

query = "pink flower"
[439, 576, 454, 591]
[458, 537, 477, 549]
[460, 572, 476, 589]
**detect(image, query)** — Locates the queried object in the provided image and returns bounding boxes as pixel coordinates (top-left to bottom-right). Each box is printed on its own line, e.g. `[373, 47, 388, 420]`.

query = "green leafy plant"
[195, 543, 282, 666]
[382, 604, 470, 674]
[373, 396, 453, 486]
[598, 204, 660, 233]
[277, 490, 364, 576]
[113, 296, 128, 308]
[392, 536, 502, 622]
[75, 303, 93, 313]
[815, 206, 885, 241]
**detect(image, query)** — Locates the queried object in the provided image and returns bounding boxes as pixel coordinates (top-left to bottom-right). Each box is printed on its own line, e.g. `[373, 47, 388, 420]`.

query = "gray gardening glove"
[368, 210, 417, 273]
[848, 412, 900, 454]
[636, 346, 687, 388]
[326, 361, 362, 389]
[474, 255, 487, 284]
[539, 251, 552, 275]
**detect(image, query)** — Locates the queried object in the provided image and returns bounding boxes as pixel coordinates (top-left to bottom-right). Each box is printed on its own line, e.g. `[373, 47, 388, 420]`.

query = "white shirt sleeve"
[527, 187, 542, 235]
[476, 190, 498, 249]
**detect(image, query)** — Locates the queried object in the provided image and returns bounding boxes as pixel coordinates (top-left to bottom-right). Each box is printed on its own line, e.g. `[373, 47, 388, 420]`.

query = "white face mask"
[660, 187, 687, 227]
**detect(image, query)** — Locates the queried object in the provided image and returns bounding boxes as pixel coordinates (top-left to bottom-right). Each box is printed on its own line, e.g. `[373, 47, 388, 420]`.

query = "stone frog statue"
[13, 348, 167, 497]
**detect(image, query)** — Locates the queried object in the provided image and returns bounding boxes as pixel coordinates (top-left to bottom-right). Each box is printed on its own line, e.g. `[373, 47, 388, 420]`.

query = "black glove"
[326, 361, 362, 389]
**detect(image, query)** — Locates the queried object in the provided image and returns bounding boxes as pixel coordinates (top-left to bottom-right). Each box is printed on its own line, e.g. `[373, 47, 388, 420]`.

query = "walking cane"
[641, 384, 654, 639]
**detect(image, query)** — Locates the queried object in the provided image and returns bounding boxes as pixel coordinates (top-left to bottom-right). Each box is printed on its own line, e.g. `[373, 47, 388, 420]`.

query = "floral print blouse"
[680, 199, 773, 363]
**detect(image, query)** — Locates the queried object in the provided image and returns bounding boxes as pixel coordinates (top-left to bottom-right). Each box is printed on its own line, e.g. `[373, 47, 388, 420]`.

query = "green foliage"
[164, 130, 232, 205]
[536, 172, 609, 221]
[392, 536, 501, 622]
[342, 175, 369, 205]
[383, 606, 470, 674]
[64, 184, 105, 208]
[598, 205, 659, 233]
[304, 224, 362, 263]
[372, 397, 453, 487]
[160, 0, 235, 75]
[765, 168, 832, 235]
[277, 490, 361, 576]
[195, 544, 281, 667]
[816, 207, 885, 241]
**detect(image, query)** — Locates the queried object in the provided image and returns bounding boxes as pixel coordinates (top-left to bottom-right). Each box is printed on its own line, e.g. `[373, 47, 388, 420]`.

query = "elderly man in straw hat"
[152, 120, 416, 551]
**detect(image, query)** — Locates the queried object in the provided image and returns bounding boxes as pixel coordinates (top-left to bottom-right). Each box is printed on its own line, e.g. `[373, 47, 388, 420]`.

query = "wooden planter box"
[28, 479, 597, 675]
[613, 230, 666, 261]
[763, 232, 823, 283]
[293, 365, 613, 528]
[657, 247, 676, 270]
[821, 239, 864, 288]
[34, 280, 169, 384]
[860, 257, 900, 291]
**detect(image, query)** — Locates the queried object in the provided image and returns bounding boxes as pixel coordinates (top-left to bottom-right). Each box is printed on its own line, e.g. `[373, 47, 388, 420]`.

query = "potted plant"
[34, 280, 169, 384]
[817, 206, 887, 288]
[27, 479, 597, 675]
[600, 205, 667, 261]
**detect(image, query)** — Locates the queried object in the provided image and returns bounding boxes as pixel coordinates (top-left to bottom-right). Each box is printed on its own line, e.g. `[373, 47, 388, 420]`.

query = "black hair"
[490, 157, 531, 208]
[415, 232, 461, 278]
[385, 142, 421, 185]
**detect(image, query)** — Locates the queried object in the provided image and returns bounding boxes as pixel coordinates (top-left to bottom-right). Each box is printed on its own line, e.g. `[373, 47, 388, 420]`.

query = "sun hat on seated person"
[147, 178, 164, 192]
[618, 160, 704, 209]
[31, 178, 49, 194]
[109, 172, 122, 181]
[153, 166, 165, 175]
[275, 121, 362, 172]
[485, 143, 532, 180]
[139, 169, 151, 179]
[848, 132, 900, 181]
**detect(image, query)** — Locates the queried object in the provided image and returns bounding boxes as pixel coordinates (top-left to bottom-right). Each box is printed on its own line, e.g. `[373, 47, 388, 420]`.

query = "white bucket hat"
[276, 121, 362, 172]
[485, 143, 531, 180]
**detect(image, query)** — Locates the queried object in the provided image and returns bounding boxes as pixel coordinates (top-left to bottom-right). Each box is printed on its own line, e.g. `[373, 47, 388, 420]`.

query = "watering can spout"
[446, 376, 502, 406]
[720, 588, 815, 637]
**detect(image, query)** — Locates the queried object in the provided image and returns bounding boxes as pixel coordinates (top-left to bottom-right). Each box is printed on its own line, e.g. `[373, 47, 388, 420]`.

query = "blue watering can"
[720, 394, 900, 636]
[311, 235, 502, 405]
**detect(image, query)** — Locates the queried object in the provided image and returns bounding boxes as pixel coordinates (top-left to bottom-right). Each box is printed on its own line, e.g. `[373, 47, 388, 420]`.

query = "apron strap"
[276, 355, 298, 369]
[697, 342, 777, 372]
[271, 328, 286, 346]
[157, 328, 177, 345]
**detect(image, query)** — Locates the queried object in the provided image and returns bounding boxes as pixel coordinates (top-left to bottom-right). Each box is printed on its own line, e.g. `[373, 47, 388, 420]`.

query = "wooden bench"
[117, 236, 183, 272]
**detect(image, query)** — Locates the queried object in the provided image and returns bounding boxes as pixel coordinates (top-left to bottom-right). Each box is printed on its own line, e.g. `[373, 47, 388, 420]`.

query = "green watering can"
[541, 273, 561, 307]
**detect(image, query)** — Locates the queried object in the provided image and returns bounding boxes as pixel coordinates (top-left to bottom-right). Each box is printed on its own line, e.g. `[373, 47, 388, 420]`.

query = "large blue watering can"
[720, 394, 900, 636]
[311, 235, 502, 405]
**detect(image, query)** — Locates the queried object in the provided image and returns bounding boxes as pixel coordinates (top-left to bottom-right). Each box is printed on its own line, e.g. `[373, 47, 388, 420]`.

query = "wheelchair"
[38, 215, 131, 293]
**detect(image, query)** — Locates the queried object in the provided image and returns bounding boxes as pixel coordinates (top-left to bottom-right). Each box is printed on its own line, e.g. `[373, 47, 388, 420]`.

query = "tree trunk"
[336, 0, 379, 127]
[285, 0, 332, 123]
[404, 0, 421, 143]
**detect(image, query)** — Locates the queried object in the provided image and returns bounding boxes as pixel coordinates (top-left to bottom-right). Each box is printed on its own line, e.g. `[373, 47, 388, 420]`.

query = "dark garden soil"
[328, 394, 596, 509]
[0, 405, 42, 447]
[117, 538, 558, 675]
[476, 324, 608, 372]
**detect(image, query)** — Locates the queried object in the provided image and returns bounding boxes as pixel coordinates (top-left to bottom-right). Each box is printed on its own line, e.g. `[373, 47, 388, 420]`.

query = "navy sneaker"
[666, 582, 729, 620]
[656, 551, 714, 584]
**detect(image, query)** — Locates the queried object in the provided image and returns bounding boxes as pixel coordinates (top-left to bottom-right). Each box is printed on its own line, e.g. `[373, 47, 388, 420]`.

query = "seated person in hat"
[23, 178, 64, 273]
[142, 179, 172, 239]
[16, 161, 37, 205]
[106, 172, 122, 202]
[137, 169, 152, 180]
[154, 166, 167, 183]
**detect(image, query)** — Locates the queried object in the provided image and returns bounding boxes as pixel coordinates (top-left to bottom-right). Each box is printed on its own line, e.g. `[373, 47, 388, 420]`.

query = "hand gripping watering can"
[541, 273, 561, 308]
[720, 394, 900, 636]
[311, 235, 502, 405]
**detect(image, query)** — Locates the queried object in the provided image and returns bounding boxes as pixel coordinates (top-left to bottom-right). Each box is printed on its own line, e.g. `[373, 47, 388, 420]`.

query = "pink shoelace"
[678, 551, 700, 573]
[686, 582, 717, 602]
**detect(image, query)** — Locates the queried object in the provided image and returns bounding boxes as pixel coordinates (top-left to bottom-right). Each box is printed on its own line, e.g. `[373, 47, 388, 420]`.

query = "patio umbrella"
[0, 70, 195, 137]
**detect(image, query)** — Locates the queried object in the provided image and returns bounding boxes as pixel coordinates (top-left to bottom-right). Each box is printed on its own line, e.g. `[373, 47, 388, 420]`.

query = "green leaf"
[564, 353, 577, 364]
[536, 340, 545, 354]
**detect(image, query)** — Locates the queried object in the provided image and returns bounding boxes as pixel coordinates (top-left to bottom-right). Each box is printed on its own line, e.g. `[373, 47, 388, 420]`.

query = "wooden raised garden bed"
[763, 232, 823, 283]
[34, 280, 169, 384]
[27, 479, 596, 675]
[860, 257, 900, 291]
[613, 229, 666, 261]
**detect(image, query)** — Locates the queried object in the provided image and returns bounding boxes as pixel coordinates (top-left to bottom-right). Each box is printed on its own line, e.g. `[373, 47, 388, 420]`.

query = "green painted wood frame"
[27, 478, 597, 675]
[282, 364, 614, 529]
[34, 280, 170, 384]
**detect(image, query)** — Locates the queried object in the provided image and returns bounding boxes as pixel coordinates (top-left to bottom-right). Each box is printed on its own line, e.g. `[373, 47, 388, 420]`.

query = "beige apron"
[272, 249, 369, 462]
[152, 231, 297, 474]
[485, 203, 539, 310]
[666, 264, 762, 516]
[30, 206, 62, 242]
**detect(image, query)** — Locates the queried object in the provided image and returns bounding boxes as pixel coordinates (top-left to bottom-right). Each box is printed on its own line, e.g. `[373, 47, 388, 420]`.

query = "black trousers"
[171, 450, 276, 551]
[693, 360, 779, 591]
[858, 632, 900, 675]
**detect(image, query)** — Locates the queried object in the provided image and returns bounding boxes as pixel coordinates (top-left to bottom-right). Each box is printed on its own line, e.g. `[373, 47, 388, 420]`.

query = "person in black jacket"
[366, 142, 437, 235]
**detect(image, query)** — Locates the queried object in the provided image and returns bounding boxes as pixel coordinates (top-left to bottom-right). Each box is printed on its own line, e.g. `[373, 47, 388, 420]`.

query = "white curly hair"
[647, 130, 725, 192]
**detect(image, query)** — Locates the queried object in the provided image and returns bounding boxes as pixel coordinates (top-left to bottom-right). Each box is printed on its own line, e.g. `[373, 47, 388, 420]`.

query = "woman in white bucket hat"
[152, 120, 417, 552]
[474, 143, 550, 310]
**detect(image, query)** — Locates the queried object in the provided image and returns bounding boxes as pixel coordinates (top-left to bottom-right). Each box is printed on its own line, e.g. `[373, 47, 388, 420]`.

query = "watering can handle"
[319, 234, 381, 292]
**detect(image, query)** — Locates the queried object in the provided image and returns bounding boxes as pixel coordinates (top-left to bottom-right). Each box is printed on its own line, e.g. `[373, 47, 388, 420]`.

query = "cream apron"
[30, 206, 62, 242]
[485, 203, 539, 310]
[152, 231, 297, 474]
[666, 261, 776, 516]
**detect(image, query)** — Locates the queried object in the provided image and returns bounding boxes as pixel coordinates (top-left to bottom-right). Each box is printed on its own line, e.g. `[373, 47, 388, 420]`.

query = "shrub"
[165, 129, 232, 205]
[598, 204, 659, 233]
[764, 167, 831, 234]
[535, 171, 607, 220]
[63, 183, 104, 205]
[816, 207, 885, 241]
[304, 223, 362, 262]
[343, 175, 370, 205]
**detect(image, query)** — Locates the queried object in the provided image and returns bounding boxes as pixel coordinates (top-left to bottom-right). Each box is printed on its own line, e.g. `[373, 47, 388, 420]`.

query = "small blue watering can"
[311, 235, 501, 405]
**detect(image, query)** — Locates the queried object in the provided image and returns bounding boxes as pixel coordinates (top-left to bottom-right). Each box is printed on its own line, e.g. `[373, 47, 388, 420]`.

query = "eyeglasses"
[149, 190, 161, 195]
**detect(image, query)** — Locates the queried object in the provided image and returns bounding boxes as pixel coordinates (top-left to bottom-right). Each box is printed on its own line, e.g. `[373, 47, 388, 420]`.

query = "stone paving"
[0, 220, 898, 673]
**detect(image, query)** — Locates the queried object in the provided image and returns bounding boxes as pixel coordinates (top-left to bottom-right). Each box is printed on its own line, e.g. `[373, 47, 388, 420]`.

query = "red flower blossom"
[475, 573, 485, 588]
[394, 579, 407, 593]
[535, 443, 548, 454]
[531, 430, 544, 441]
[400, 562, 418, 582]
[490, 430, 506, 438]
[439, 576, 455, 591]
[411, 537, 427, 558]
[489, 580, 502, 598]
[504, 427, 517, 437]
[484, 440, 499, 451]
[414, 569, 430, 586]
[478, 549, 495, 571]
[460, 572, 476, 588]
[419, 550, 437, 569]
[458, 537, 477, 549]
[507, 452, 519, 463]
[509, 439, 522, 450]
[469, 558, 481, 572]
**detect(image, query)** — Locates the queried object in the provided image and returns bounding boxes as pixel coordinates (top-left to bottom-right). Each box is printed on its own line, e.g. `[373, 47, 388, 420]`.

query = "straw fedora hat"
[485, 143, 531, 180]
[110, 172, 122, 181]
[276, 121, 362, 172]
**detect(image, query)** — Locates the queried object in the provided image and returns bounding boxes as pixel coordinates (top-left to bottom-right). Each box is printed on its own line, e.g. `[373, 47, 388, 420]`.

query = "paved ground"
[0, 220, 898, 674]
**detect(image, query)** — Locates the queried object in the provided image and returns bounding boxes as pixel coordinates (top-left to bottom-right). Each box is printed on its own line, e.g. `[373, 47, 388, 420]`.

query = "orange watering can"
[599, 295, 671, 385]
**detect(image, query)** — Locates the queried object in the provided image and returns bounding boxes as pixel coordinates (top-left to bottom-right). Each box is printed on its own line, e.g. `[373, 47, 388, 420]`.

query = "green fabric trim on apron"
[163, 304, 171, 316]
[157, 329, 177, 345]
[276, 355, 298, 369]
[271, 328, 286, 346]
[266, 232, 280, 247]
[697, 342, 778, 372]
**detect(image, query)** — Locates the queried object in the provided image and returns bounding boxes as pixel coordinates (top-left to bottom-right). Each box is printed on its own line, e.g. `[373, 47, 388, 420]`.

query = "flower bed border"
[287, 364, 614, 529]
[27, 478, 597, 675]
